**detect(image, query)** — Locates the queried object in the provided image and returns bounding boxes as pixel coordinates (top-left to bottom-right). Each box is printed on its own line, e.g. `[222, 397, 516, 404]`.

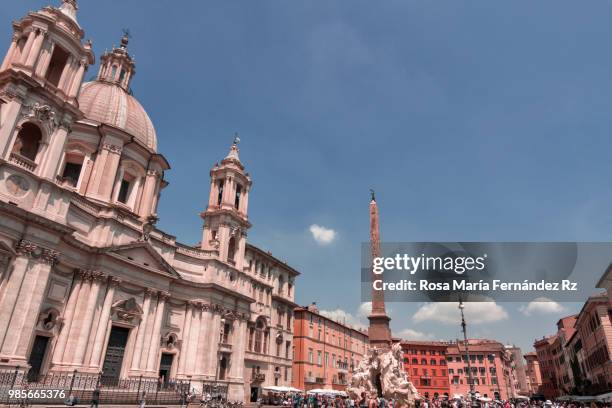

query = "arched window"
[12, 123, 42, 161]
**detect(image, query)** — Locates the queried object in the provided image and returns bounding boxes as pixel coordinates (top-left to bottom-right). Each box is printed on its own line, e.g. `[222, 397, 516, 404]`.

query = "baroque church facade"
[0, 0, 298, 402]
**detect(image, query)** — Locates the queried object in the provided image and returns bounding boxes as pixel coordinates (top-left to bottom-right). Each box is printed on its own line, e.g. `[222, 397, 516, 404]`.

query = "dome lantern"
[96, 30, 135, 92]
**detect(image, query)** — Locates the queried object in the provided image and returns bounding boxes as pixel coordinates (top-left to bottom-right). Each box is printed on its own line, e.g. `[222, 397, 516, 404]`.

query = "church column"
[67, 59, 86, 99]
[186, 302, 202, 374]
[1, 33, 19, 71]
[18, 30, 36, 65]
[0, 241, 59, 360]
[145, 291, 169, 373]
[130, 288, 154, 372]
[195, 305, 212, 374]
[177, 302, 193, 376]
[72, 271, 104, 365]
[138, 170, 158, 217]
[89, 276, 121, 369]
[240, 186, 250, 215]
[24, 29, 45, 69]
[0, 97, 25, 158]
[52, 271, 83, 365]
[229, 318, 247, 380]
[57, 55, 74, 92]
[207, 310, 222, 377]
[0, 256, 29, 348]
[34, 40, 54, 78]
[222, 176, 233, 206]
[89, 143, 122, 201]
[40, 123, 70, 180]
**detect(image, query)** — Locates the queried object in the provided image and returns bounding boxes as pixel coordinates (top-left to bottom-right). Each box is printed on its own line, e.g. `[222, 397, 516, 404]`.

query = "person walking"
[90, 387, 100, 408]
[139, 391, 147, 408]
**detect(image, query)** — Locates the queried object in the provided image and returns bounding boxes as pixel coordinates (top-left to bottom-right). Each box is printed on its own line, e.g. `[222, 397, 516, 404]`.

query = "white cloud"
[413, 302, 508, 325]
[309, 224, 336, 245]
[519, 298, 566, 316]
[320, 302, 371, 329]
[396, 328, 435, 340]
[357, 301, 372, 319]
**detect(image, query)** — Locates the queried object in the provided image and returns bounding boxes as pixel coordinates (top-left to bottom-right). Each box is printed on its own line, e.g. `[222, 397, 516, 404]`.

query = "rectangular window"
[45, 46, 70, 87]
[308, 349, 313, 364]
[235, 184, 242, 209]
[61, 160, 83, 187]
[217, 180, 224, 205]
[317, 351, 322, 365]
[117, 179, 131, 203]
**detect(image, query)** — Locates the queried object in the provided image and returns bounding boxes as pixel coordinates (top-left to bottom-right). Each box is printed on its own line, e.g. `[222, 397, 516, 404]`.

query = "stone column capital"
[102, 143, 122, 154]
[109, 276, 122, 286]
[159, 291, 171, 301]
[144, 287, 158, 297]
[15, 240, 60, 265]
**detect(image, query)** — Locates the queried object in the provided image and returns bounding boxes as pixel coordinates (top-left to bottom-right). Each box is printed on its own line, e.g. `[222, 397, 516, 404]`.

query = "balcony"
[9, 152, 37, 172]
[219, 342, 232, 353]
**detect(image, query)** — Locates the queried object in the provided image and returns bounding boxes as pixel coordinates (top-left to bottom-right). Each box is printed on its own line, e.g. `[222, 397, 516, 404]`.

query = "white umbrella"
[596, 392, 612, 402]
[307, 389, 345, 396]
[263, 386, 298, 393]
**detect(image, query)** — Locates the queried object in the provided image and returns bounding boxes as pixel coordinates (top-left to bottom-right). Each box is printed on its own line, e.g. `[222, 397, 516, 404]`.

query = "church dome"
[78, 81, 157, 151]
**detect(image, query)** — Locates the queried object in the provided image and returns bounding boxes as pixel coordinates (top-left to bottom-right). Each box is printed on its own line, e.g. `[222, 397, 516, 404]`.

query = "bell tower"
[0, 0, 94, 180]
[201, 137, 252, 270]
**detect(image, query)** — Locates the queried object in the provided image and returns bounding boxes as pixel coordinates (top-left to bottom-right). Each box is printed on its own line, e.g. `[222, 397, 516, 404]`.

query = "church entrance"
[101, 326, 130, 384]
[27, 336, 50, 382]
[250, 387, 259, 403]
[158, 353, 173, 383]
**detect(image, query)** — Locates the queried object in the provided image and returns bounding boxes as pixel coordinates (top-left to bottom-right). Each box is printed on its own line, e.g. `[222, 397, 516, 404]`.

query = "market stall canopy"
[307, 389, 347, 396]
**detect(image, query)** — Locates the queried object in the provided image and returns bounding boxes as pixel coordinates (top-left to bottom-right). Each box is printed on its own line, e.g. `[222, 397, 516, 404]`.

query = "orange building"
[292, 303, 369, 391]
[401, 341, 451, 400]
[446, 340, 517, 401]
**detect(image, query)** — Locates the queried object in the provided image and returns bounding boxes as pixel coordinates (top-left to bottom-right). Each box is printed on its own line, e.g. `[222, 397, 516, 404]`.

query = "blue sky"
[4, 0, 612, 352]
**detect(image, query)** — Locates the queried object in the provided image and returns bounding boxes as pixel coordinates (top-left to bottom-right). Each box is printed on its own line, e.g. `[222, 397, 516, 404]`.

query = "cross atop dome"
[224, 133, 242, 163]
[120, 29, 131, 49]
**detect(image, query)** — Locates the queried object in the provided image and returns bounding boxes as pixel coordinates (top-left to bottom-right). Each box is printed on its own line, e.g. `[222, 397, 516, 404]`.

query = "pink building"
[0, 1, 300, 402]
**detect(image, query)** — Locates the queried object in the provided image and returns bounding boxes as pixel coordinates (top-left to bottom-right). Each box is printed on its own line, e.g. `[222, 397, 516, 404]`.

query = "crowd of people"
[256, 392, 610, 408]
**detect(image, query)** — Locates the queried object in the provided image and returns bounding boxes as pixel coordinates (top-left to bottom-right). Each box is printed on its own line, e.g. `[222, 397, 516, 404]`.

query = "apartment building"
[292, 303, 369, 391]
[401, 341, 451, 399]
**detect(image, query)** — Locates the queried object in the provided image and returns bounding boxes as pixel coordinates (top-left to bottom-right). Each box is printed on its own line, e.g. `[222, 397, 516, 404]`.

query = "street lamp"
[459, 301, 478, 407]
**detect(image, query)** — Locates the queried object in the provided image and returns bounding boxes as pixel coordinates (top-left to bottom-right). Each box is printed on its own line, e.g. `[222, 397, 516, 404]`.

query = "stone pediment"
[101, 241, 179, 278]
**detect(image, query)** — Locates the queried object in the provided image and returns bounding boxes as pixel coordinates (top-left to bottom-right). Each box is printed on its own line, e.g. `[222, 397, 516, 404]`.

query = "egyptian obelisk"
[367, 190, 392, 349]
